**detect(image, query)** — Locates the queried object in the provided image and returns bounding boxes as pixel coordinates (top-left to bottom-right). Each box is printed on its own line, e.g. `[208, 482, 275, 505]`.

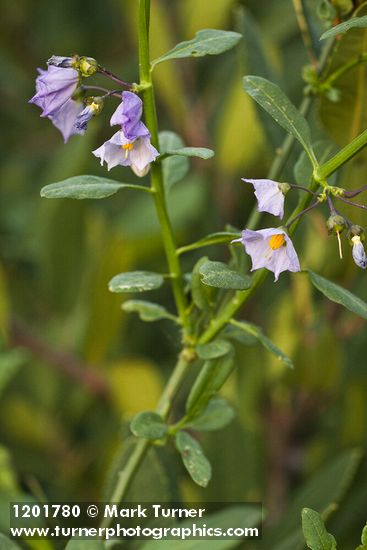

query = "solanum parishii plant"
[29, 0, 367, 543]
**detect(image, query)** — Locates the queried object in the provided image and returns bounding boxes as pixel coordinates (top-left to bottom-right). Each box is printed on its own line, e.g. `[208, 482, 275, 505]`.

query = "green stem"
[102, 352, 190, 526]
[138, 0, 189, 330]
[315, 128, 367, 181]
[322, 53, 367, 87]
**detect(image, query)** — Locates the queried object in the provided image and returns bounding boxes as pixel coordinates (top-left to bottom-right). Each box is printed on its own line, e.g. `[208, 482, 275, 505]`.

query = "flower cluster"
[233, 177, 367, 281]
[93, 92, 159, 177]
[29, 55, 159, 176]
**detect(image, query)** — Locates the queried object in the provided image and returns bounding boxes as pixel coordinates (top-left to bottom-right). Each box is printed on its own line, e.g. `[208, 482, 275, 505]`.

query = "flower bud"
[333, 0, 354, 15]
[347, 225, 365, 244]
[326, 214, 346, 235]
[47, 55, 74, 68]
[78, 56, 98, 77]
[316, 0, 337, 21]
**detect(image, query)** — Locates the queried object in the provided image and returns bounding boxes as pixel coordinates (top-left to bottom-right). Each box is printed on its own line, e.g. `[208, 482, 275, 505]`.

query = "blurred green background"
[1, 0, 367, 548]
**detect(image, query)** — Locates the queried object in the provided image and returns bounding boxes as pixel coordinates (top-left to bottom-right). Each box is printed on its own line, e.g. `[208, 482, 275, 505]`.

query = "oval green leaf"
[199, 261, 251, 290]
[40, 175, 150, 199]
[152, 29, 242, 67]
[302, 508, 337, 550]
[321, 15, 367, 40]
[196, 339, 233, 360]
[164, 147, 215, 159]
[175, 430, 212, 487]
[187, 398, 235, 432]
[109, 271, 164, 293]
[186, 353, 235, 418]
[122, 300, 177, 322]
[243, 75, 314, 160]
[309, 270, 367, 320]
[130, 411, 168, 440]
[159, 131, 189, 191]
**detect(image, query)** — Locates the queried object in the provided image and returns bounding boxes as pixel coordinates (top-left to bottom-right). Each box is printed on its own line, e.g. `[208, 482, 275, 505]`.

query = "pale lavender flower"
[110, 91, 150, 140]
[351, 236, 367, 269]
[93, 129, 159, 177]
[50, 99, 85, 143]
[232, 228, 300, 281]
[29, 65, 79, 118]
[242, 178, 289, 218]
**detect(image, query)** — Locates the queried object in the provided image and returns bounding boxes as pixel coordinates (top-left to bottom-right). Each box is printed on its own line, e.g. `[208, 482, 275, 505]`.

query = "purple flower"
[242, 178, 289, 219]
[50, 99, 85, 143]
[110, 91, 150, 140]
[93, 129, 159, 177]
[29, 65, 80, 118]
[351, 236, 367, 269]
[232, 228, 300, 281]
[74, 98, 104, 132]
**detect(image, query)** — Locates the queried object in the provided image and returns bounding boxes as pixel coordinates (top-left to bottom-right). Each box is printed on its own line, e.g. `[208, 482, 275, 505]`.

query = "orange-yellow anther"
[122, 142, 134, 159]
[268, 234, 286, 250]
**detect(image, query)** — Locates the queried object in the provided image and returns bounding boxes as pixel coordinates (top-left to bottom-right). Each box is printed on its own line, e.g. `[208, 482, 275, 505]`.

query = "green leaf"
[231, 319, 293, 368]
[196, 339, 233, 360]
[309, 270, 367, 321]
[302, 508, 337, 550]
[122, 300, 177, 323]
[177, 232, 239, 255]
[40, 175, 149, 200]
[159, 131, 189, 191]
[320, 16, 367, 40]
[191, 256, 214, 312]
[0, 534, 21, 549]
[175, 431, 212, 487]
[130, 411, 168, 440]
[152, 29, 242, 67]
[108, 271, 164, 293]
[356, 524, 367, 549]
[0, 349, 27, 396]
[268, 449, 362, 548]
[140, 504, 262, 550]
[243, 75, 314, 158]
[186, 353, 235, 418]
[187, 398, 235, 432]
[164, 147, 215, 159]
[199, 261, 251, 290]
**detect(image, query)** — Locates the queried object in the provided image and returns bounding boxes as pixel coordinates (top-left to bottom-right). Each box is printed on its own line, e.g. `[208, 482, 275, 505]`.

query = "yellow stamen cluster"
[268, 234, 286, 250]
[122, 142, 134, 159]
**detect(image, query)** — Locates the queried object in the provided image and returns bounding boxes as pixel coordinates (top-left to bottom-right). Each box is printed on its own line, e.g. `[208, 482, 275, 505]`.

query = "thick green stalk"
[315, 128, 367, 181]
[138, 0, 189, 330]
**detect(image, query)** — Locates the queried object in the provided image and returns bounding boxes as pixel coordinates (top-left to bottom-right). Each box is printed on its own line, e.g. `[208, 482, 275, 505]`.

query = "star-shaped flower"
[232, 228, 300, 281]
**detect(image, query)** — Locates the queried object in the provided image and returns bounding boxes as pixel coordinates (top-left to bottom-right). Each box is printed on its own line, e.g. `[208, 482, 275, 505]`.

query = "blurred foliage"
[1, 0, 367, 549]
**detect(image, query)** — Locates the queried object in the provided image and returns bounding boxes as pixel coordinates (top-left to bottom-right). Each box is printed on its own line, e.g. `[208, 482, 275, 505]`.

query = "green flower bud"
[326, 214, 346, 235]
[317, 0, 337, 21]
[333, 0, 354, 15]
[78, 56, 98, 77]
[347, 225, 365, 244]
